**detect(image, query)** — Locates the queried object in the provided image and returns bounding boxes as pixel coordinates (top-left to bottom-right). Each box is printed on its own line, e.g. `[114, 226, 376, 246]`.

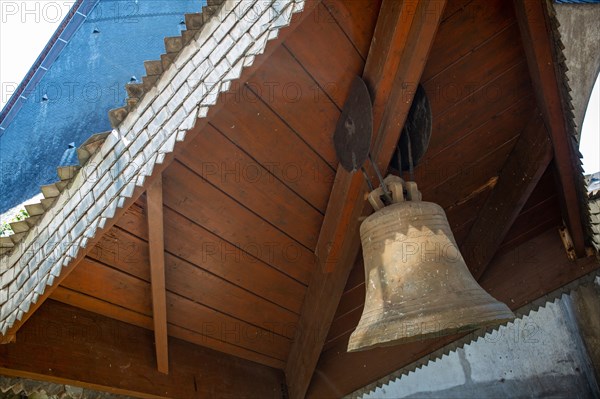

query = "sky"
[0, 0, 599, 174]
[0, 1, 75, 108]
[580, 76, 600, 175]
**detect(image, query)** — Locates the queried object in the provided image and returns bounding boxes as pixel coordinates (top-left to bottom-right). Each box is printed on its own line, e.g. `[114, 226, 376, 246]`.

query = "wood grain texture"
[461, 112, 553, 279]
[112, 199, 307, 314]
[51, 287, 287, 370]
[245, 45, 340, 168]
[162, 161, 316, 285]
[323, 0, 382, 59]
[423, 23, 524, 117]
[497, 196, 562, 258]
[61, 257, 152, 315]
[178, 123, 324, 250]
[424, 60, 533, 160]
[86, 223, 300, 333]
[0, 300, 284, 398]
[210, 84, 333, 213]
[147, 177, 169, 374]
[58, 257, 290, 368]
[414, 93, 535, 193]
[421, 138, 518, 209]
[422, 0, 516, 81]
[284, 2, 365, 109]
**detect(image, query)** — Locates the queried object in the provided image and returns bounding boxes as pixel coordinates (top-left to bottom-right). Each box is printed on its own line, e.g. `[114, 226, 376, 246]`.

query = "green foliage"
[0, 209, 29, 237]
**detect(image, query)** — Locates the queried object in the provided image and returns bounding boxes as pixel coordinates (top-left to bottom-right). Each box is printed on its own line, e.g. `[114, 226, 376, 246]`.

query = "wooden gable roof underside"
[0, 0, 598, 398]
[0, 0, 307, 338]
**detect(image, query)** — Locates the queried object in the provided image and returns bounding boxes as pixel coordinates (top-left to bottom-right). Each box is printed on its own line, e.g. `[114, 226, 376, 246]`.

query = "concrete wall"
[554, 3, 600, 137]
[572, 282, 600, 382]
[359, 282, 600, 399]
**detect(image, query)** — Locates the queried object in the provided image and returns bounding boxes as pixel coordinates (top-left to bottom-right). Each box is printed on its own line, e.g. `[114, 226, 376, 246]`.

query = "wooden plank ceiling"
[29, 0, 591, 397]
[52, 0, 376, 371]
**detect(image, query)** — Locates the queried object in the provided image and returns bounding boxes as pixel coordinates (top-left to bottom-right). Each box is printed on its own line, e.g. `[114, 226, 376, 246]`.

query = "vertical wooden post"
[147, 175, 169, 374]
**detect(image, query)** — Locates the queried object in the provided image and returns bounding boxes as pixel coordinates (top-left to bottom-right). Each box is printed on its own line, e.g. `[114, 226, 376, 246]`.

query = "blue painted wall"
[0, 0, 204, 214]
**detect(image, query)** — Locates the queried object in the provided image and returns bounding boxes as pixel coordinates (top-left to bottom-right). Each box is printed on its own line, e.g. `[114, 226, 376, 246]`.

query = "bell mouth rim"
[347, 304, 515, 353]
[347, 314, 515, 352]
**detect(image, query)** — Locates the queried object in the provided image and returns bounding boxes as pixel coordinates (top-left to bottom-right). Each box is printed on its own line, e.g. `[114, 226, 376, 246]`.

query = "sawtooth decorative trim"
[348, 269, 600, 399]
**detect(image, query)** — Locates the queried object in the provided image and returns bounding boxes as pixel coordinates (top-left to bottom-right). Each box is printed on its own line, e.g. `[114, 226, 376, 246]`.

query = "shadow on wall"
[400, 373, 595, 399]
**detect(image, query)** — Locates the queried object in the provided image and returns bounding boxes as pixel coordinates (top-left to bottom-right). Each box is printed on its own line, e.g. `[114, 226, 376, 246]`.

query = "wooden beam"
[0, 300, 284, 398]
[460, 111, 554, 280]
[513, 0, 586, 256]
[147, 176, 169, 374]
[0, 0, 321, 343]
[285, 1, 446, 397]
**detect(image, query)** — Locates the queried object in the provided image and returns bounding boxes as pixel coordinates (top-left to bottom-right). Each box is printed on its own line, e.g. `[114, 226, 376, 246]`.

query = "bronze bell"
[347, 176, 515, 352]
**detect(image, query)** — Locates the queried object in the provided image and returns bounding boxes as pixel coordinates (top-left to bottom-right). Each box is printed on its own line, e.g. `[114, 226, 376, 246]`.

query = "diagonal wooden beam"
[147, 175, 169, 374]
[285, 1, 446, 397]
[513, 0, 586, 256]
[460, 111, 553, 280]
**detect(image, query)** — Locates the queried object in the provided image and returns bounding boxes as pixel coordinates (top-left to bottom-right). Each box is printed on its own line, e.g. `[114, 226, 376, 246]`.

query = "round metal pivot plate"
[334, 76, 373, 172]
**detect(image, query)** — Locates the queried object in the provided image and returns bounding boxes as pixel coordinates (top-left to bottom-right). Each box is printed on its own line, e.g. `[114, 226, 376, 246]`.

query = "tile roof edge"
[0, 1, 229, 253]
[0, 0, 308, 336]
[0, 374, 125, 399]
